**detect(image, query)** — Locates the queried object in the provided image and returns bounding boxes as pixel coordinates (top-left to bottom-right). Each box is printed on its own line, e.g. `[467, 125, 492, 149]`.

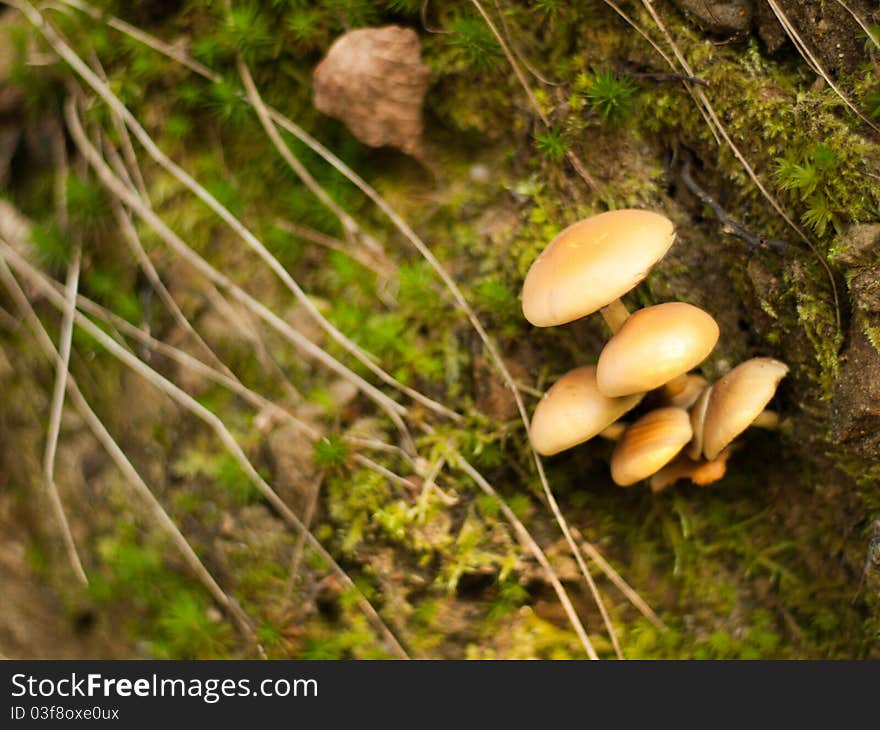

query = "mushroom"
[610, 407, 693, 486]
[529, 365, 643, 456]
[701, 357, 789, 460]
[595, 302, 720, 398]
[521, 209, 675, 332]
[648, 447, 733, 492]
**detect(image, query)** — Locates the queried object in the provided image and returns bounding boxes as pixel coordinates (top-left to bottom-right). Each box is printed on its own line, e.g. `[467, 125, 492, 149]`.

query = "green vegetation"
[578, 68, 638, 124]
[0, 0, 878, 661]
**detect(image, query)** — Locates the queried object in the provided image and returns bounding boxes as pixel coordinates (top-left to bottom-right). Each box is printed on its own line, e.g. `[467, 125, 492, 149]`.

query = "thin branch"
[56, 0, 223, 81]
[575, 532, 667, 632]
[598, 0, 721, 144]
[198, 283, 304, 405]
[343, 435, 418, 470]
[286, 473, 323, 600]
[99, 130, 238, 382]
[680, 159, 789, 252]
[236, 59, 450, 421]
[352, 453, 418, 492]
[833, 0, 880, 52]
[16, 251, 439, 512]
[273, 219, 395, 279]
[112, 199, 238, 378]
[11, 251, 319, 440]
[87, 50, 148, 199]
[39, 116, 88, 585]
[492, 0, 563, 87]
[0, 304, 19, 330]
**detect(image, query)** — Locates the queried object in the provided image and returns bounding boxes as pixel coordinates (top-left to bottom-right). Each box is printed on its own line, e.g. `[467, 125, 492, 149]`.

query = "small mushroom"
[521, 209, 675, 331]
[610, 407, 693, 486]
[701, 357, 788, 460]
[529, 365, 643, 456]
[596, 302, 720, 398]
[648, 447, 733, 492]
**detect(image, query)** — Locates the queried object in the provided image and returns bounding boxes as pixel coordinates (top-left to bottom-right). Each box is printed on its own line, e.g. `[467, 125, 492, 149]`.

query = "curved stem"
[751, 410, 779, 429]
[599, 299, 630, 334]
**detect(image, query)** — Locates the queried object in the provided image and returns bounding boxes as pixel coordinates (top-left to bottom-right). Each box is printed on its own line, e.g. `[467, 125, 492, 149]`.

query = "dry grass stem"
[21, 3, 454, 424]
[0, 254, 264, 655]
[470, 0, 600, 191]
[62, 95, 416, 450]
[575, 532, 667, 631]
[639, 0, 842, 331]
[455, 455, 599, 660]
[1, 242, 410, 660]
[765, 0, 878, 132]
[41, 240, 89, 586]
[273, 219, 395, 279]
[833, 0, 880, 51]
[237, 57, 386, 258]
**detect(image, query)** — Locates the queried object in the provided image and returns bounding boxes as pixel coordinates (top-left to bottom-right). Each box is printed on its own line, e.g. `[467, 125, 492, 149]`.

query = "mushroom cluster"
[522, 209, 788, 491]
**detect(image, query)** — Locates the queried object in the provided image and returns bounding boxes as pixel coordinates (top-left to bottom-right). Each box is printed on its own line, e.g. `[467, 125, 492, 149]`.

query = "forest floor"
[1, 0, 879, 659]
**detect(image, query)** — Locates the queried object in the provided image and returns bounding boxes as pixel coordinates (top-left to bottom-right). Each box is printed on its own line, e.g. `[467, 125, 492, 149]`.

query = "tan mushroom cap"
[610, 407, 693, 486]
[702, 357, 789, 460]
[596, 302, 720, 398]
[521, 209, 676, 328]
[529, 366, 642, 456]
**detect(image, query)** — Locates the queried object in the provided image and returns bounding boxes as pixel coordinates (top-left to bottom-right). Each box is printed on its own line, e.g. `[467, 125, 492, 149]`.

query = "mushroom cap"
[596, 302, 720, 397]
[529, 365, 642, 456]
[521, 210, 676, 328]
[610, 407, 693, 486]
[702, 357, 788, 460]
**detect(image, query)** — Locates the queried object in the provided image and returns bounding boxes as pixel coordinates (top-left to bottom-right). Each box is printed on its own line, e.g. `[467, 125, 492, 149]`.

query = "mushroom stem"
[599, 298, 630, 334]
[660, 373, 691, 400]
[649, 448, 732, 492]
[751, 410, 779, 429]
[598, 422, 626, 441]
